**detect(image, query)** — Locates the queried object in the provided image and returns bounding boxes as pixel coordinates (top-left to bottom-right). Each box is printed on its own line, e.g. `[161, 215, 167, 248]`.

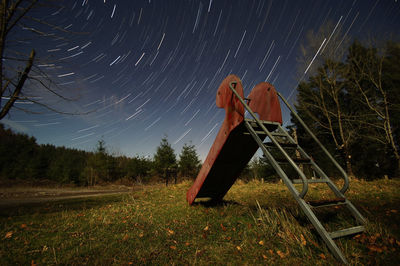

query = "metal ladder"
[229, 82, 366, 264]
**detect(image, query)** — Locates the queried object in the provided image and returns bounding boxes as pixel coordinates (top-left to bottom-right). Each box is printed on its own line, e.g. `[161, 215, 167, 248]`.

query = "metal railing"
[228, 81, 309, 198]
[277, 92, 349, 194]
[228, 81, 350, 195]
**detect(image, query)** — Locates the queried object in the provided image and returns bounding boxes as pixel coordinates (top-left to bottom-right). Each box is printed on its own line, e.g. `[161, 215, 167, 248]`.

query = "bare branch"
[5, 0, 24, 26]
[5, 0, 38, 36]
[25, 15, 89, 35]
[26, 97, 92, 116]
[12, 104, 44, 115]
[0, 48, 35, 119]
[27, 75, 76, 101]
[1, 79, 11, 95]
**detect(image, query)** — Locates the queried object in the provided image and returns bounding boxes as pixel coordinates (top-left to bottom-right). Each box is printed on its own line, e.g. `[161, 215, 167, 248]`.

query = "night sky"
[3, 0, 400, 160]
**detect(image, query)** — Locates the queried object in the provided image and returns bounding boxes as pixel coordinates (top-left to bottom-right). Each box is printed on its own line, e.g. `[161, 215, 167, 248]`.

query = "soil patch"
[0, 185, 135, 207]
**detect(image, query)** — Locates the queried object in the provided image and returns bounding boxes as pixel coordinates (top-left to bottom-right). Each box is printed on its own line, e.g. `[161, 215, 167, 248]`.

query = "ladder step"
[292, 179, 329, 184]
[275, 157, 311, 164]
[329, 226, 365, 239]
[264, 142, 298, 148]
[245, 119, 280, 127]
[270, 132, 288, 137]
[243, 130, 266, 135]
[246, 120, 280, 132]
[307, 197, 346, 207]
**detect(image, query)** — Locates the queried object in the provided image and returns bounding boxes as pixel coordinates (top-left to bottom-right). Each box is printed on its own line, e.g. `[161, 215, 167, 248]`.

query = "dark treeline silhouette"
[0, 124, 89, 185]
[0, 125, 201, 186]
[252, 40, 400, 181]
[293, 40, 400, 179]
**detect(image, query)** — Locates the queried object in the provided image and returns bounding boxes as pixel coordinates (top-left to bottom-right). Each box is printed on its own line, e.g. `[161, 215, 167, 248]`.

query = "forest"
[293, 40, 399, 179]
[0, 125, 201, 186]
[0, 40, 399, 185]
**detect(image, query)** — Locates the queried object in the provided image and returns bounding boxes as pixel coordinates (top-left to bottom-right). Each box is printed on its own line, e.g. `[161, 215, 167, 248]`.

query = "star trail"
[3, 0, 400, 160]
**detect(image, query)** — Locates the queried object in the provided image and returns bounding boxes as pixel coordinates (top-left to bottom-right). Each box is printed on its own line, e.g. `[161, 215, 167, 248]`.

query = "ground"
[0, 185, 134, 208]
[0, 179, 399, 265]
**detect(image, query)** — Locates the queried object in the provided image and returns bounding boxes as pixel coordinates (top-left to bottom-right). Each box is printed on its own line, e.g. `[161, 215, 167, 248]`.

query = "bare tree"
[347, 41, 400, 174]
[296, 22, 359, 177]
[0, 0, 81, 120]
[297, 61, 360, 177]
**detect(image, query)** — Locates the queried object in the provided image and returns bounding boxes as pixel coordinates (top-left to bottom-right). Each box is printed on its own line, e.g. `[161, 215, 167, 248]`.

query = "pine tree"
[178, 143, 201, 179]
[82, 139, 108, 185]
[154, 136, 177, 184]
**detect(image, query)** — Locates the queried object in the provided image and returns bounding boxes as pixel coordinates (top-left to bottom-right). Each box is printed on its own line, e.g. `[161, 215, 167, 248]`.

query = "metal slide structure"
[187, 75, 366, 264]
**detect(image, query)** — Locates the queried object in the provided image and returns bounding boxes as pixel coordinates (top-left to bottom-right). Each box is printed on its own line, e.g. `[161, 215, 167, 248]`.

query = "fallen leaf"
[220, 223, 227, 231]
[368, 245, 383, 253]
[236, 246, 242, 251]
[203, 225, 209, 231]
[262, 254, 267, 259]
[4, 231, 13, 239]
[268, 249, 274, 255]
[276, 250, 285, 258]
[258, 240, 264, 246]
[167, 229, 174, 235]
[319, 253, 326, 260]
[369, 235, 377, 244]
[309, 239, 320, 247]
[300, 234, 307, 246]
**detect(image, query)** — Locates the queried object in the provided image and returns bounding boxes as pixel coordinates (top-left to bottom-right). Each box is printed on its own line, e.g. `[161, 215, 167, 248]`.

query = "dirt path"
[0, 186, 135, 208]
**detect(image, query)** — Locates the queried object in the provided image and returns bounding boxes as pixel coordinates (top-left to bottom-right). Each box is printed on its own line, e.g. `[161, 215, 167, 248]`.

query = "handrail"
[229, 82, 309, 198]
[277, 92, 349, 194]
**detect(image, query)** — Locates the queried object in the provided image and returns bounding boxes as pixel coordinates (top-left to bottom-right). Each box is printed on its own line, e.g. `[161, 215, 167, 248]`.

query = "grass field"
[1, 179, 399, 265]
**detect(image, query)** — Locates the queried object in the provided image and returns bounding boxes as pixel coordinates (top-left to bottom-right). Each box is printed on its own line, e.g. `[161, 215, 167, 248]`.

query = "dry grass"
[0, 179, 399, 265]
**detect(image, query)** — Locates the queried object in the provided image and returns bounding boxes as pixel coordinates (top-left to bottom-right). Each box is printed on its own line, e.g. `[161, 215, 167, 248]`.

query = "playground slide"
[186, 75, 282, 204]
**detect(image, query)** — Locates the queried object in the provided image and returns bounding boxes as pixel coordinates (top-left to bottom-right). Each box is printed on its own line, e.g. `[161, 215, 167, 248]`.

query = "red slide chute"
[186, 75, 282, 204]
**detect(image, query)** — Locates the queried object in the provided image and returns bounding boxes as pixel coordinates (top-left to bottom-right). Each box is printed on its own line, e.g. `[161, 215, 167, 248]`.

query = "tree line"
[0, 125, 201, 185]
[223, 38, 399, 182]
[251, 40, 399, 181]
[293, 40, 399, 179]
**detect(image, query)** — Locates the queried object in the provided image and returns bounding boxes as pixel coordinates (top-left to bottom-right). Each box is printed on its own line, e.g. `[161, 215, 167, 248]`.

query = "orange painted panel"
[248, 82, 282, 124]
[186, 78, 283, 205]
